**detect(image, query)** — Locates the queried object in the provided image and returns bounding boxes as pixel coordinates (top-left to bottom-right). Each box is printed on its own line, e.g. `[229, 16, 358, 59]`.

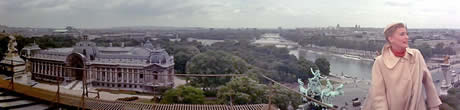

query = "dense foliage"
[0, 34, 9, 61]
[217, 77, 302, 110]
[412, 42, 456, 59]
[314, 57, 330, 76]
[206, 40, 317, 83]
[32, 35, 78, 49]
[186, 50, 249, 92]
[412, 43, 433, 59]
[160, 85, 205, 104]
[217, 77, 267, 104]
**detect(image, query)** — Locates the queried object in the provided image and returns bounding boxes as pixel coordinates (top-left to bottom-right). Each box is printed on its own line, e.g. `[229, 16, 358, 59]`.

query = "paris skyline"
[1, 0, 459, 29]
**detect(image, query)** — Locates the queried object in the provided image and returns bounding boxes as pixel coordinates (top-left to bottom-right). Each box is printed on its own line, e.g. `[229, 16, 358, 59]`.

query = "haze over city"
[1, 0, 460, 28]
[2, 0, 460, 110]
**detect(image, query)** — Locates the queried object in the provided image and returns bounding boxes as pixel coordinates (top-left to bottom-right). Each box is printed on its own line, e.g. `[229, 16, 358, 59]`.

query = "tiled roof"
[85, 98, 277, 110]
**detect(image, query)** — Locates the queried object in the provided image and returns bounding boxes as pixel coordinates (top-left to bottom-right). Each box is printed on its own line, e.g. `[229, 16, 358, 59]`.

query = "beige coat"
[364, 44, 442, 110]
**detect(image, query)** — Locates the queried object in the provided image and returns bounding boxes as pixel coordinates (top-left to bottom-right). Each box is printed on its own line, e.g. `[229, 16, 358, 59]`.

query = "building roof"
[85, 99, 278, 110]
[53, 29, 68, 33]
[30, 40, 174, 67]
[23, 42, 41, 50]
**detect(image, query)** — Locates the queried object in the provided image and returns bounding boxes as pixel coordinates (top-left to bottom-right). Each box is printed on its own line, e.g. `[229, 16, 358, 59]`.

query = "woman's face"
[388, 27, 409, 50]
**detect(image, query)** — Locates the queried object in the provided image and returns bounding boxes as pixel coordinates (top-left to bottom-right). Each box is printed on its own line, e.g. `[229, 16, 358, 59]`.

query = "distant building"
[252, 33, 299, 49]
[52, 26, 81, 36]
[24, 35, 175, 93]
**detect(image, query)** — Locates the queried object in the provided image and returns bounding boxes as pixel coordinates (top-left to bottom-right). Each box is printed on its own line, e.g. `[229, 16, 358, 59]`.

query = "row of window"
[93, 82, 142, 89]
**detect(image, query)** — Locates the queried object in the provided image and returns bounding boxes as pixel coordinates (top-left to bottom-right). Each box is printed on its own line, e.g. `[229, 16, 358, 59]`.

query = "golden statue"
[7, 35, 18, 57]
[444, 56, 450, 64]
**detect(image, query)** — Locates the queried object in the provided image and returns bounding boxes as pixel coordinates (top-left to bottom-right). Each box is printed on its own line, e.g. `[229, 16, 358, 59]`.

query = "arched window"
[153, 71, 158, 80]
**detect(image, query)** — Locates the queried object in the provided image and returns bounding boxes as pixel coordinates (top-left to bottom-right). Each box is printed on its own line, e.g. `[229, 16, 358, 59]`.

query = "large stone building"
[24, 36, 174, 93]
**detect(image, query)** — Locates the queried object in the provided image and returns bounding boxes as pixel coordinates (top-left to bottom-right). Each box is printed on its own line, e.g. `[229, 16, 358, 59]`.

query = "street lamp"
[451, 70, 457, 86]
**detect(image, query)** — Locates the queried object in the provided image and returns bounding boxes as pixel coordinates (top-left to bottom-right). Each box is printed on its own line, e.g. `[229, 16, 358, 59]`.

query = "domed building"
[24, 36, 174, 93]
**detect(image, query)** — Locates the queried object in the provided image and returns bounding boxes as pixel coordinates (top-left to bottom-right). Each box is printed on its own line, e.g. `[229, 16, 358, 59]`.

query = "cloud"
[384, 0, 414, 7]
[0, 0, 459, 28]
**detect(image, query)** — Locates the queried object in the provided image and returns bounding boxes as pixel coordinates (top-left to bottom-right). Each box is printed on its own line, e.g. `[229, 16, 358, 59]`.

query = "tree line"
[0, 33, 331, 110]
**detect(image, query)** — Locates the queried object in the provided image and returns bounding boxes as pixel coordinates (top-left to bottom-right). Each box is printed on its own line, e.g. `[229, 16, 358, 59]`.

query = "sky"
[0, 0, 459, 29]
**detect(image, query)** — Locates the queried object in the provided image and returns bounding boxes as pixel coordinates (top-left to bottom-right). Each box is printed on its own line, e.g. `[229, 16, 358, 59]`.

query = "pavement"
[1, 74, 187, 101]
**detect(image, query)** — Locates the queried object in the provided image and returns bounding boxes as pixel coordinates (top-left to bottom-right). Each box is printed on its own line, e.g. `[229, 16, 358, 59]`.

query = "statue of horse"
[321, 80, 345, 105]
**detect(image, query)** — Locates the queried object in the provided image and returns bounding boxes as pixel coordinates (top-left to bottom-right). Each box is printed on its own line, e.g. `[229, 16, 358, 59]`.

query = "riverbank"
[302, 45, 452, 72]
[302, 46, 375, 62]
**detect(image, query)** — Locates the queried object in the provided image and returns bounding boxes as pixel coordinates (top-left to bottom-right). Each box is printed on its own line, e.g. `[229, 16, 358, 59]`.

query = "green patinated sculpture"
[298, 68, 344, 107]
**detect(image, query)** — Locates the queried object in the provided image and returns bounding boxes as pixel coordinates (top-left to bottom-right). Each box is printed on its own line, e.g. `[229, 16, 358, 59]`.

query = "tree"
[0, 34, 8, 61]
[204, 40, 303, 83]
[186, 51, 249, 92]
[271, 84, 302, 110]
[32, 35, 78, 49]
[173, 46, 200, 74]
[434, 42, 445, 54]
[217, 77, 267, 104]
[297, 57, 318, 80]
[217, 77, 302, 110]
[315, 57, 330, 76]
[160, 85, 205, 104]
[416, 43, 433, 59]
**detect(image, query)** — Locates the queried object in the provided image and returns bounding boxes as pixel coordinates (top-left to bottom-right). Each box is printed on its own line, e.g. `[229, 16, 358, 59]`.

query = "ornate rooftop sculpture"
[0, 35, 26, 76]
[298, 68, 344, 108]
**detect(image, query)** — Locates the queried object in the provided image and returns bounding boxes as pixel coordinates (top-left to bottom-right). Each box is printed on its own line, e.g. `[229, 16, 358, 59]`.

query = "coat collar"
[381, 43, 415, 69]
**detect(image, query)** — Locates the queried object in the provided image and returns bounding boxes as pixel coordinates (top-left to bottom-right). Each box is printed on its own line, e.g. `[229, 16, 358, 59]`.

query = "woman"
[363, 23, 441, 110]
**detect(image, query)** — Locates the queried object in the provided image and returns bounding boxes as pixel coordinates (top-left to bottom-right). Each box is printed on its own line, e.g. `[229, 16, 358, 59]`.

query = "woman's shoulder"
[373, 55, 384, 64]
[407, 48, 425, 60]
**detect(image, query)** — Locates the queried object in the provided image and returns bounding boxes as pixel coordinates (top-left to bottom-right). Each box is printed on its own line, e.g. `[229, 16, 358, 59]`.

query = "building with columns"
[24, 36, 174, 93]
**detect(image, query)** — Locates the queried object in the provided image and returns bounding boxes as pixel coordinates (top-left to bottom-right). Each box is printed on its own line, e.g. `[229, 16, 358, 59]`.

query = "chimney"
[121, 42, 125, 48]
[109, 43, 112, 47]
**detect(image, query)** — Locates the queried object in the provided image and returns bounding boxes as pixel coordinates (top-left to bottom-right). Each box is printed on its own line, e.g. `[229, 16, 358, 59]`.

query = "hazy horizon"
[1, 0, 460, 29]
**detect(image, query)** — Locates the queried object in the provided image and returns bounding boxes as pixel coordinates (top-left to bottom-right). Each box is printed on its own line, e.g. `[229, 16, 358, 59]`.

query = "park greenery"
[217, 77, 268, 105]
[160, 85, 205, 104]
[185, 50, 249, 93]
[411, 42, 456, 59]
[205, 40, 321, 82]
[129, 37, 321, 109]
[216, 77, 302, 110]
[0, 34, 8, 61]
[315, 57, 330, 76]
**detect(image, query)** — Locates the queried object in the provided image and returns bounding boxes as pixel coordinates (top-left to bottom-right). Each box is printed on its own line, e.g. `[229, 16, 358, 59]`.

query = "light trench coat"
[363, 44, 442, 110]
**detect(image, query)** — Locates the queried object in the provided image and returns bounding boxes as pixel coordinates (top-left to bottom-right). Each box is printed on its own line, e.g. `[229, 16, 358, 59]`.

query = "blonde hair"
[383, 23, 407, 42]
